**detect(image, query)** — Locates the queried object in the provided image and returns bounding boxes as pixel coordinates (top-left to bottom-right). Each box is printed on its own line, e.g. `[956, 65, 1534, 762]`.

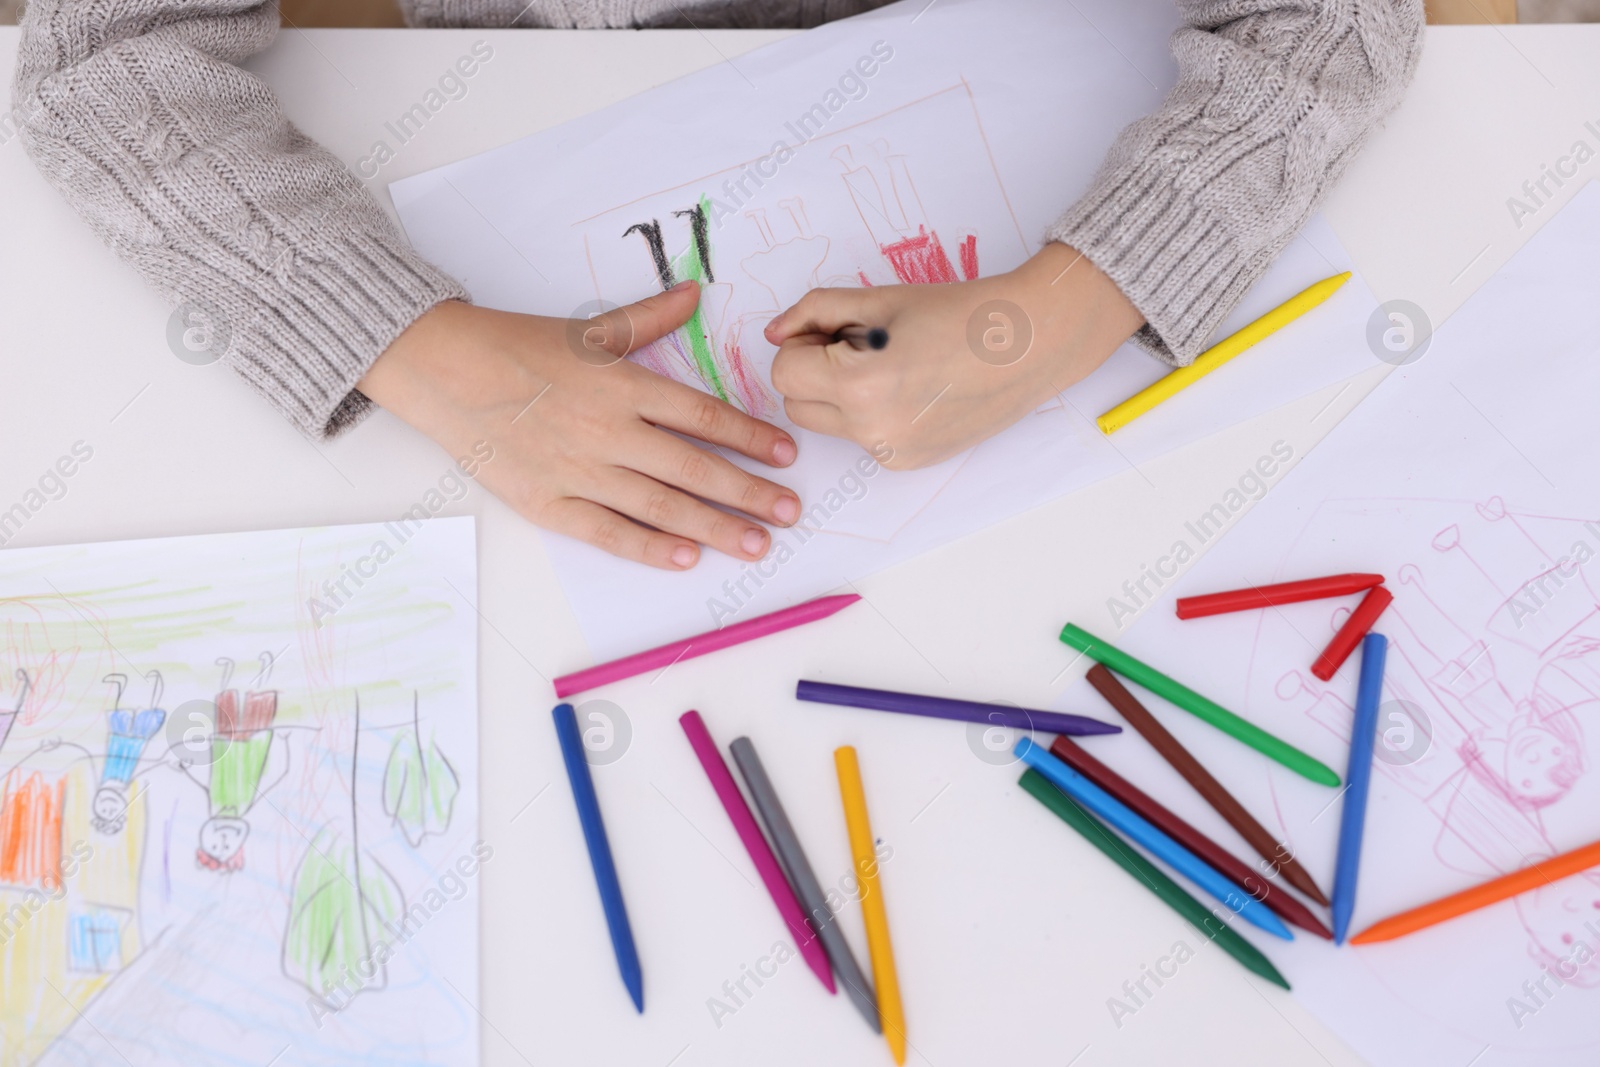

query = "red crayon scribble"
[218, 688, 278, 738]
[958, 233, 979, 281]
[0, 769, 65, 889]
[722, 337, 776, 418]
[880, 226, 959, 285]
[857, 271, 874, 288]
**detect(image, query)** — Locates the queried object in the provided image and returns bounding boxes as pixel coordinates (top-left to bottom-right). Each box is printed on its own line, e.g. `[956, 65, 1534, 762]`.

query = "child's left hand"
[765, 243, 1144, 469]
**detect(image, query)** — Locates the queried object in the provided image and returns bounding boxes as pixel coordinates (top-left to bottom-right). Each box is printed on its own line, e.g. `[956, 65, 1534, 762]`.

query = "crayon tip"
[1308, 763, 1343, 788]
[1257, 963, 1292, 991]
[1075, 718, 1123, 736]
[1259, 911, 1295, 941]
[1332, 899, 1355, 945]
[1298, 913, 1335, 941]
[807, 949, 838, 994]
[1289, 874, 1331, 909]
[626, 971, 644, 1013]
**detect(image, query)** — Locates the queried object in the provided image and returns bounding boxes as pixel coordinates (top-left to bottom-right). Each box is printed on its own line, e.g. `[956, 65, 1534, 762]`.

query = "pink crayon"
[678, 710, 836, 995]
[553, 594, 861, 698]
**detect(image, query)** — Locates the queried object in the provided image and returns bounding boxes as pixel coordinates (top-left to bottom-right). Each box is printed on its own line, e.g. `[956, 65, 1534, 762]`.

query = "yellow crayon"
[1097, 271, 1352, 435]
[834, 746, 906, 1065]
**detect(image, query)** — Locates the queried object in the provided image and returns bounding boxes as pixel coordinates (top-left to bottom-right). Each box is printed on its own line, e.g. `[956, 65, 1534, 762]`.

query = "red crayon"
[1048, 735, 1333, 940]
[1312, 586, 1394, 681]
[1177, 573, 1385, 620]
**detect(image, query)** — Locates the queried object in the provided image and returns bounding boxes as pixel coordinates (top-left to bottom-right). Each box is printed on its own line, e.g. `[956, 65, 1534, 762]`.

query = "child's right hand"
[359, 285, 801, 570]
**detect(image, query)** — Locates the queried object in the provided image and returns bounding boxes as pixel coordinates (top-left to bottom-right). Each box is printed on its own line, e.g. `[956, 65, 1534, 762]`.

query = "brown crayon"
[1086, 664, 1330, 907]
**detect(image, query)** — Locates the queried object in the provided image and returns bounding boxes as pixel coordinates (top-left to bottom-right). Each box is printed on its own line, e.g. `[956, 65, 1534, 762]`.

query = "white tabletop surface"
[3, 19, 1599, 1067]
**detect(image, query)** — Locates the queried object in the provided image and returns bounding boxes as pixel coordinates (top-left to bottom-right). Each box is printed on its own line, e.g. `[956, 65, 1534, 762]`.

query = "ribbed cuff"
[224, 229, 469, 440]
[1045, 158, 1263, 368]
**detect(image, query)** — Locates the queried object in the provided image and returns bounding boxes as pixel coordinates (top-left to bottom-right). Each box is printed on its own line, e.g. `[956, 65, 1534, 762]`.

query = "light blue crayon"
[1015, 736, 1293, 941]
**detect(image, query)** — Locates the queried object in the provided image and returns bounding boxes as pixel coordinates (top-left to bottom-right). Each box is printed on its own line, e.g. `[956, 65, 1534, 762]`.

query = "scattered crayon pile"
[547, 569, 1600, 1057]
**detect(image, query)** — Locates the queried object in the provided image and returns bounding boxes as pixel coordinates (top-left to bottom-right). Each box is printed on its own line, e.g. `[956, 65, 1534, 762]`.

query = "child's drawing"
[90, 673, 165, 836]
[177, 654, 291, 873]
[382, 691, 461, 848]
[0, 519, 479, 1066]
[283, 691, 407, 1004]
[611, 128, 993, 423]
[578, 83, 1028, 544]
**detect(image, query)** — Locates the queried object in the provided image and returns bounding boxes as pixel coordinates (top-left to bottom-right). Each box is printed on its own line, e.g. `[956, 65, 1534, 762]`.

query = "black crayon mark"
[673, 204, 714, 284]
[623, 220, 675, 290]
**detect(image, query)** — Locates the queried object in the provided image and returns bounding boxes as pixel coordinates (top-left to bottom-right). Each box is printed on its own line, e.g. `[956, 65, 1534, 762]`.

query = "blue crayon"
[1332, 633, 1388, 944]
[554, 703, 644, 1012]
[1014, 737, 1293, 941]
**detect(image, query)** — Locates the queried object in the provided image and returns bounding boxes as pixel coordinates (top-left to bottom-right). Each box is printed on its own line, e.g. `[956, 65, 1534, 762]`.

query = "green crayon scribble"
[672, 196, 729, 404]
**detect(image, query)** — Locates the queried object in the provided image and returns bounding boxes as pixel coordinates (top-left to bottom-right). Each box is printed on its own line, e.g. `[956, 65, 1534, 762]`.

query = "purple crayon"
[795, 681, 1120, 737]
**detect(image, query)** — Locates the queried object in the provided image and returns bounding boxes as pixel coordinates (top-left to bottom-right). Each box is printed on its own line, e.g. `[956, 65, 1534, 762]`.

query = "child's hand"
[765, 244, 1144, 469]
[360, 285, 800, 570]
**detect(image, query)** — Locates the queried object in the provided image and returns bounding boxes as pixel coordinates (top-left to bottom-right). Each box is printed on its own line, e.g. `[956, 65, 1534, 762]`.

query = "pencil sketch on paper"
[584, 84, 1026, 427]
[1260, 495, 1600, 982]
[0, 520, 478, 1066]
[383, 691, 461, 848]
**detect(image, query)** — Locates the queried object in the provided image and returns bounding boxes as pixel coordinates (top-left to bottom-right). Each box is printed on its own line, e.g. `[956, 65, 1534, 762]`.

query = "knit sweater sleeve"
[1048, 0, 1424, 365]
[12, 0, 469, 439]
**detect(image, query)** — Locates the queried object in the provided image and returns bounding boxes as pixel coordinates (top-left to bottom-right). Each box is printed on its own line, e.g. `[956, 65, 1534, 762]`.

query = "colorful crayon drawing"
[90, 673, 166, 837]
[585, 82, 1026, 437]
[177, 654, 291, 874]
[0, 519, 479, 1066]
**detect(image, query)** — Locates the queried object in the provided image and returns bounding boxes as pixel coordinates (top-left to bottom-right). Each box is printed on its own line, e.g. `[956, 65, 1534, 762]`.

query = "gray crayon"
[729, 736, 880, 1035]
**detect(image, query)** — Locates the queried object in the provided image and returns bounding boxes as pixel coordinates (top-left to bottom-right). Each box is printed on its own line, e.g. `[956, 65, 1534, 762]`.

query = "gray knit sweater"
[12, 0, 1423, 439]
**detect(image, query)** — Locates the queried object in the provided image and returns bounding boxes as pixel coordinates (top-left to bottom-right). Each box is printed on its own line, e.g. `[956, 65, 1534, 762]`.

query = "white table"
[3, 20, 1598, 1067]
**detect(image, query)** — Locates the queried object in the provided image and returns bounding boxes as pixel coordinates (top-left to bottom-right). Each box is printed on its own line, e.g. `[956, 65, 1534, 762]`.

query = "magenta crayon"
[554, 594, 861, 698]
[678, 710, 836, 994]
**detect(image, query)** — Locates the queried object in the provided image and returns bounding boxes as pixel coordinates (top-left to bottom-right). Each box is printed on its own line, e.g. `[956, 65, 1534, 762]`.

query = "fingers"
[765, 286, 880, 344]
[589, 467, 773, 562]
[782, 397, 845, 438]
[770, 336, 844, 403]
[582, 280, 702, 359]
[637, 375, 797, 468]
[623, 429, 801, 527]
[541, 497, 700, 571]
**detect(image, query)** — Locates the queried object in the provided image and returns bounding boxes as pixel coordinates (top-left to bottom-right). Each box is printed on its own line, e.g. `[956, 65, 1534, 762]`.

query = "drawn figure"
[284, 691, 406, 1004]
[382, 692, 460, 848]
[91, 671, 167, 835]
[184, 654, 291, 873]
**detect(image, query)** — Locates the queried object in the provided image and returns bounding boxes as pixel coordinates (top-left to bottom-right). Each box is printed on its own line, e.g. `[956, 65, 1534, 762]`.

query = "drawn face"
[198, 817, 249, 865]
[1520, 875, 1600, 988]
[92, 787, 125, 822]
[91, 787, 127, 833]
[1503, 725, 1581, 807]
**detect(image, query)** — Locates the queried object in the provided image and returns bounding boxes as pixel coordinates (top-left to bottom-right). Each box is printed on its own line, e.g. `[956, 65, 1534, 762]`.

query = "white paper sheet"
[0, 519, 480, 1067]
[1051, 182, 1600, 1067]
[390, 0, 1382, 660]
